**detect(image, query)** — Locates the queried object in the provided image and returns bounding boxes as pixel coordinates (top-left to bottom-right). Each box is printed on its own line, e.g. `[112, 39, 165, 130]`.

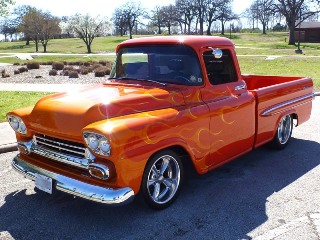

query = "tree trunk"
[35, 41, 39, 52]
[25, 37, 30, 45]
[86, 43, 91, 53]
[43, 44, 47, 53]
[262, 23, 266, 34]
[221, 21, 225, 35]
[199, 19, 204, 35]
[288, 24, 295, 45]
[158, 25, 161, 34]
[206, 22, 212, 35]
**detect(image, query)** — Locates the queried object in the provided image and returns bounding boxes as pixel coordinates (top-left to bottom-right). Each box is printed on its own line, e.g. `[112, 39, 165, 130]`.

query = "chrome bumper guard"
[12, 155, 135, 205]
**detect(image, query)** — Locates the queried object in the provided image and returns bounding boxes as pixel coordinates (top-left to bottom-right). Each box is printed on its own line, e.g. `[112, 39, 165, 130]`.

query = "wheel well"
[162, 145, 198, 177]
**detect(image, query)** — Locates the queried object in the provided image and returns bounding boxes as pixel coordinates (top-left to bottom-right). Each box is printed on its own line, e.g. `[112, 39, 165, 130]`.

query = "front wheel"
[270, 114, 293, 150]
[141, 150, 183, 210]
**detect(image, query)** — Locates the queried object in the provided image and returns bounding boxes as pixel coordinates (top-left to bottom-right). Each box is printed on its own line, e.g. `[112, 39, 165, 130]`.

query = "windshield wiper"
[109, 77, 167, 86]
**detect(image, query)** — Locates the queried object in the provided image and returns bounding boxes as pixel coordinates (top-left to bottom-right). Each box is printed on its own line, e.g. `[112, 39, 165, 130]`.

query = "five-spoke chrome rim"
[147, 155, 181, 204]
[277, 115, 292, 145]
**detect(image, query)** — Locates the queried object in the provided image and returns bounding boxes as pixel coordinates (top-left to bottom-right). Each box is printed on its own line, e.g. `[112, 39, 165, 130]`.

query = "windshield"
[109, 45, 203, 86]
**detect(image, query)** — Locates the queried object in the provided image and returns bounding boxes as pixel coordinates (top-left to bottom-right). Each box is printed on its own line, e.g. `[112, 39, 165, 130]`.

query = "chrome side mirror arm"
[207, 47, 223, 59]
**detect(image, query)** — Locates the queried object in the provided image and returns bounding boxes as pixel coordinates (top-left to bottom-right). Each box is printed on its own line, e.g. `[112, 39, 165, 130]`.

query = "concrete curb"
[0, 143, 17, 154]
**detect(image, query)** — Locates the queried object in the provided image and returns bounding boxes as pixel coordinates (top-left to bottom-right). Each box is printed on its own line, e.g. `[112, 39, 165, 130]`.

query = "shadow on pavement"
[0, 137, 319, 239]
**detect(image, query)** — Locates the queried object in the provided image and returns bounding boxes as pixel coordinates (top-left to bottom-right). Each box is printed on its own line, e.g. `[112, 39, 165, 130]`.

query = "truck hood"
[29, 83, 184, 138]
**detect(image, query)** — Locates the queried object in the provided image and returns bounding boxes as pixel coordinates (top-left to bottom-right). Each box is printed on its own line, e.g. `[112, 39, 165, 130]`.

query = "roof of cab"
[116, 35, 235, 52]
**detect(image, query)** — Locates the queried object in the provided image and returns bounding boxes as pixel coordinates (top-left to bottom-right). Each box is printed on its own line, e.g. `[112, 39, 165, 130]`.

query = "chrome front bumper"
[12, 155, 135, 205]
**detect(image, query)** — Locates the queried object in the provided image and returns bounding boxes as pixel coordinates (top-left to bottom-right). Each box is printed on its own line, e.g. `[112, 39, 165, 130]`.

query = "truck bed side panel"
[243, 76, 313, 147]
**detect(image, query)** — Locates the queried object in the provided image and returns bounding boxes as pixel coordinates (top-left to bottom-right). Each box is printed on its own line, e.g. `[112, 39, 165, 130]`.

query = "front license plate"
[35, 173, 53, 194]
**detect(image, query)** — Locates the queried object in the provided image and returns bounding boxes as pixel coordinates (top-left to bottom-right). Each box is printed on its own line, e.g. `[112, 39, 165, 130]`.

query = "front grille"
[34, 134, 86, 159]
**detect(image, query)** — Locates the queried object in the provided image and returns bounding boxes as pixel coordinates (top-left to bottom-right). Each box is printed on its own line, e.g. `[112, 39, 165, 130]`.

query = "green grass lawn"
[0, 92, 52, 122]
[238, 56, 320, 88]
[0, 36, 129, 54]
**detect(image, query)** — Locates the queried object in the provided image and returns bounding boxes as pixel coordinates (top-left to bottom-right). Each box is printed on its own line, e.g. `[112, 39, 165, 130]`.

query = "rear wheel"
[141, 150, 183, 210]
[270, 114, 293, 150]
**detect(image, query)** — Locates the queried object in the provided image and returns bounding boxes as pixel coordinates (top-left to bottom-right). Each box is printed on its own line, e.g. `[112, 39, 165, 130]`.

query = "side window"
[203, 49, 238, 85]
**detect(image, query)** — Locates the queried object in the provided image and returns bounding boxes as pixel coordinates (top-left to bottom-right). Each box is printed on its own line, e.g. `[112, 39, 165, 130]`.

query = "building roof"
[296, 22, 320, 29]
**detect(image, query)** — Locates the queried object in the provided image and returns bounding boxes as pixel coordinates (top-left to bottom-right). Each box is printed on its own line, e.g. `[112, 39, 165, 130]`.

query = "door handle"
[234, 84, 246, 91]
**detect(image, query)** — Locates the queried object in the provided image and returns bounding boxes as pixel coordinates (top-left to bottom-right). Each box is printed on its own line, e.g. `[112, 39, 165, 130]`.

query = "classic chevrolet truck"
[7, 36, 316, 209]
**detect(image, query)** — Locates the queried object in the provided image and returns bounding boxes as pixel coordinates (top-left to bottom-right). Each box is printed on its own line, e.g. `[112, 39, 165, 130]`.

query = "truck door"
[200, 49, 256, 168]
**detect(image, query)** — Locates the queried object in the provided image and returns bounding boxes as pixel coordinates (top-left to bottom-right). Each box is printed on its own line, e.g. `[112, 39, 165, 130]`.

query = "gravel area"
[0, 65, 108, 84]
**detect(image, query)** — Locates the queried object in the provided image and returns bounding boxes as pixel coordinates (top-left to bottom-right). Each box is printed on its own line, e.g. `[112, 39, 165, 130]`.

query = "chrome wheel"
[277, 115, 293, 145]
[270, 114, 293, 150]
[142, 150, 183, 209]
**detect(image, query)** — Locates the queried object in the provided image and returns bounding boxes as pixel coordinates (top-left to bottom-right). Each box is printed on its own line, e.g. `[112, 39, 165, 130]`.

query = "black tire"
[269, 114, 293, 150]
[141, 150, 183, 210]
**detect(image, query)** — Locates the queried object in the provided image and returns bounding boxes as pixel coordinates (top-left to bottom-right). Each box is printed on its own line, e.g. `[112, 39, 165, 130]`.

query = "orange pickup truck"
[7, 36, 315, 209]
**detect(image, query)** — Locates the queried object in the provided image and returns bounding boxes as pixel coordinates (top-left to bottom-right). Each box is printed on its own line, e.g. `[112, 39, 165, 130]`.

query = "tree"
[39, 13, 61, 53]
[206, 0, 222, 35]
[0, 0, 14, 17]
[252, 0, 275, 34]
[161, 5, 179, 35]
[112, 8, 127, 36]
[0, 18, 17, 41]
[21, 9, 61, 52]
[13, 5, 37, 45]
[275, 0, 320, 45]
[115, 1, 145, 39]
[215, 0, 238, 35]
[149, 6, 165, 34]
[67, 14, 109, 53]
[193, 0, 207, 35]
[175, 0, 197, 34]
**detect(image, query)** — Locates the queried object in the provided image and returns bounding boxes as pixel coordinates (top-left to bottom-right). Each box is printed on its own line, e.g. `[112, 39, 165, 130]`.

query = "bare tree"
[21, 10, 61, 52]
[274, 0, 320, 45]
[206, 0, 222, 35]
[112, 8, 128, 36]
[193, 0, 207, 35]
[161, 4, 179, 35]
[149, 6, 165, 34]
[67, 14, 109, 53]
[39, 13, 61, 53]
[242, 5, 259, 30]
[113, 1, 145, 39]
[252, 0, 275, 34]
[175, 0, 197, 34]
[215, 0, 238, 35]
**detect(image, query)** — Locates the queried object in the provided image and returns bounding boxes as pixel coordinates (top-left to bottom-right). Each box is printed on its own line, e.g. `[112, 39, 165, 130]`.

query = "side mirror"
[207, 47, 223, 59]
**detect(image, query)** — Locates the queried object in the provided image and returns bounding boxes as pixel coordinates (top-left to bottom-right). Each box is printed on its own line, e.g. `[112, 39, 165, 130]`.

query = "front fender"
[83, 107, 211, 193]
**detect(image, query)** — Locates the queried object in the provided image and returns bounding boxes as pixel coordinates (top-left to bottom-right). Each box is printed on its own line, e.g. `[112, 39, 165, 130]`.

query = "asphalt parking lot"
[0, 98, 319, 240]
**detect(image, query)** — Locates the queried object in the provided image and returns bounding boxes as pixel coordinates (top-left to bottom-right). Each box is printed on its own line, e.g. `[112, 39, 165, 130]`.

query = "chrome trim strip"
[12, 155, 135, 205]
[32, 145, 91, 169]
[35, 140, 85, 156]
[18, 141, 94, 170]
[35, 135, 86, 151]
[261, 93, 314, 116]
[235, 84, 246, 91]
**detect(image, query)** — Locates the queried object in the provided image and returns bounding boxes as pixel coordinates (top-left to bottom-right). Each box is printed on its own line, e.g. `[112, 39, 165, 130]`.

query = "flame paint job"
[8, 36, 314, 196]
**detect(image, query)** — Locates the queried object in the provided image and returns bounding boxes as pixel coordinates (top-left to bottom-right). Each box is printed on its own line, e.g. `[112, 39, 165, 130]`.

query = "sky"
[11, 0, 253, 18]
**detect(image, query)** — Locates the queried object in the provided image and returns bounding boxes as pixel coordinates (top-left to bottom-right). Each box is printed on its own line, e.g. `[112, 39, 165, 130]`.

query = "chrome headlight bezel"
[7, 115, 28, 135]
[83, 132, 111, 156]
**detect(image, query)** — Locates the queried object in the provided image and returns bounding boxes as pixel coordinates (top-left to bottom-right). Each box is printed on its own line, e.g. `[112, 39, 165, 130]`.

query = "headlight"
[83, 132, 111, 156]
[7, 115, 27, 135]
